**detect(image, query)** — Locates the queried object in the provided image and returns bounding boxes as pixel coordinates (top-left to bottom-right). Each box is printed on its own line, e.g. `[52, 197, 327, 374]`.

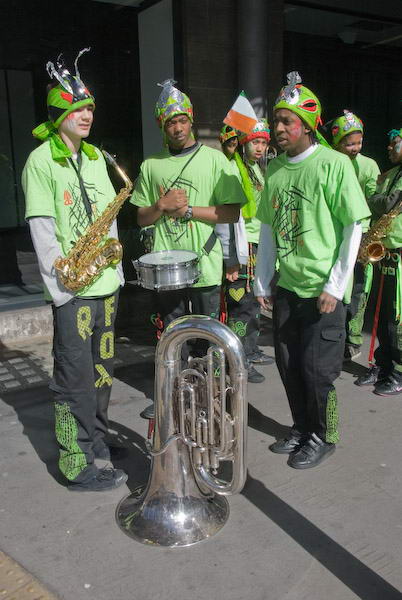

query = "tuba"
[54, 151, 133, 292]
[116, 315, 248, 547]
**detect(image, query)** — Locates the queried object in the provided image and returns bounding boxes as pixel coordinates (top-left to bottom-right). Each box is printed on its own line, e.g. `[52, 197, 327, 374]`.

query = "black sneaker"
[248, 350, 275, 366]
[248, 365, 265, 383]
[354, 365, 386, 386]
[287, 433, 335, 469]
[68, 467, 128, 492]
[269, 432, 306, 454]
[343, 345, 361, 362]
[374, 372, 402, 396]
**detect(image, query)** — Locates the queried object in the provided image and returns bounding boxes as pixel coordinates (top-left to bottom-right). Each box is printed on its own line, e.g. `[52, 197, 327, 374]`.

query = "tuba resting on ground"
[116, 315, 248, 547]
[54, 151, 133, 292]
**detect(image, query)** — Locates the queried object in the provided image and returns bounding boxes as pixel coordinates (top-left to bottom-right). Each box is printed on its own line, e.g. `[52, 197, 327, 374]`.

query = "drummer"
[131, 80, 246, 377]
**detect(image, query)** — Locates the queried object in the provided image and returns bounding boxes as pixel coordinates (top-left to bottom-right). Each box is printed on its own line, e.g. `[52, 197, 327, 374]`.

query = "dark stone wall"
[0, 0, 142, 179]
[0, 0, 142, 285]
[284, 31, 402, 170]
[179, 0, 284, 146]
[180, 0, 239, 141]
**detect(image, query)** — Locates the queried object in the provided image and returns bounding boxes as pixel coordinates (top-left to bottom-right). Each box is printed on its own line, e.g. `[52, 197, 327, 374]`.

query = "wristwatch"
[183, 205, 193, 221]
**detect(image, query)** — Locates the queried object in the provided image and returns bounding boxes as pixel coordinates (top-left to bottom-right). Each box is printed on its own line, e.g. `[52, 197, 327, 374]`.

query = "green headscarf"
[274, 71, 329, 147]
[331, 110, 363, 147]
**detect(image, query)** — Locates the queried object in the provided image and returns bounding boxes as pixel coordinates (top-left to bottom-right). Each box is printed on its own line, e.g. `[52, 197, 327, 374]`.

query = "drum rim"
[135, 249, 199, 266]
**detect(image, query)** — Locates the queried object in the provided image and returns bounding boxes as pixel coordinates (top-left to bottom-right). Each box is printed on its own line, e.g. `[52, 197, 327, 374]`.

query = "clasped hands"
[157, 186, 188, 218]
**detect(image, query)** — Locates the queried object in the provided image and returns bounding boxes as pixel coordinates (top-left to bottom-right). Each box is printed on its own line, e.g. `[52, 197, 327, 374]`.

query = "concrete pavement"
[1, 311, 402, 600]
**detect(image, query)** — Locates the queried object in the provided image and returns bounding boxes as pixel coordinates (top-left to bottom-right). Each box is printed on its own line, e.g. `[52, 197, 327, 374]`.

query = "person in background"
[330, 110, 380, 362]
[355, 128, 402, 395]
[217, 122, 274, 384]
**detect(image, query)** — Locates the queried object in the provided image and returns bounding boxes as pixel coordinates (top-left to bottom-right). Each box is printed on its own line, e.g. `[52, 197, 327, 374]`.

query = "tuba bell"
[116, 315, 248, 547]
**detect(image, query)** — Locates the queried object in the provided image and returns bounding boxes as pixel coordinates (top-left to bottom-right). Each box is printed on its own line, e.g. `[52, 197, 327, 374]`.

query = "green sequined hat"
[238, 118, 271, 145]
[331, 110, 363, 147]
[219, 124, 238, 144]
[274, 71, 322, 131]
[155, 79, 193, 128]
[32, 48, 95, 141]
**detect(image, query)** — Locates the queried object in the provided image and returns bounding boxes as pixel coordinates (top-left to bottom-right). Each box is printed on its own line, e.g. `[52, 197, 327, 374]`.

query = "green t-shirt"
[244, 162, 264, 244]
[257, 145, 371, 298]
[131, 145, 245, 287]
[22, 140, 120, 298]
[351, 153, 380, 199]
[370, 165, 402, 249]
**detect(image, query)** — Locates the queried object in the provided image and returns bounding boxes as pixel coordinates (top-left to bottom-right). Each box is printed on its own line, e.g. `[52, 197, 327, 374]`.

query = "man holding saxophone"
[22, 50, 127, 491]
[355, 128, 402, 395]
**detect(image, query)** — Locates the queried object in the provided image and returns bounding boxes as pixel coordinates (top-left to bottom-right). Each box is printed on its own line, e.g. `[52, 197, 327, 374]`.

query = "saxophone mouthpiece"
[102, 150, 117, 168]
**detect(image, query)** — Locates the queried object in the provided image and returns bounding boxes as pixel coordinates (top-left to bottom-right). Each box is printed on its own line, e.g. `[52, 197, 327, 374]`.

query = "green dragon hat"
[331, 110, 363, 147]
[155, 79, 193, 129]
[32, 48, 95, 141]
[274, 71, 322, 132]
[32, 48, 97, 162]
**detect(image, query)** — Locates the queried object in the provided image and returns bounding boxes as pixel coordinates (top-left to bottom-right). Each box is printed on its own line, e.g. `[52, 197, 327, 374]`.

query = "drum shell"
[133, 251, 200, 291]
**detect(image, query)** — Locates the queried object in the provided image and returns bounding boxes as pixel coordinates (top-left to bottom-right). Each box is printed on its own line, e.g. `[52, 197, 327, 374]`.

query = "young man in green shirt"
[22, 50, 127, 491]
[330, 110, 380, 361]
[355, 128, 402, 395]
[131, 79, 245, 340]
[254, 72, 370, 469]
[217, 121, 274, 384]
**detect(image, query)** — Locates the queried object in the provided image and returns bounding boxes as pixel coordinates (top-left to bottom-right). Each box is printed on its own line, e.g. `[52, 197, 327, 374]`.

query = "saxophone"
[358, 195, 402, 265]
[54, 151, 133, 292]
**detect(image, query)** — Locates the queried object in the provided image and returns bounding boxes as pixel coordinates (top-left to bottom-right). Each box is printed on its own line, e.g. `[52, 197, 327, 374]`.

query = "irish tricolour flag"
[223, 91, 258, 134]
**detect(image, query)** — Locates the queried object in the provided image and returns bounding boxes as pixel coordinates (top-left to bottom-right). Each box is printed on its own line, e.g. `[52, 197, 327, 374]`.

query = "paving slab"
[1, 315, 402, 600]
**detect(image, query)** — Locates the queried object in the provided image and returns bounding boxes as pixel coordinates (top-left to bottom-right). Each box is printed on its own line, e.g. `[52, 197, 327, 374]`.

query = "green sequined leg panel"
[325, 388, 339, 444]
[228, 319, 247, 337]
[55, 403, 88, 481]
[348, 292, 368, 347]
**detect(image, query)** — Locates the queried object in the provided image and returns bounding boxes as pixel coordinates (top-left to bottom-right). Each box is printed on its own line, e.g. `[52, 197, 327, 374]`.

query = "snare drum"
[133, 250, 200, 291]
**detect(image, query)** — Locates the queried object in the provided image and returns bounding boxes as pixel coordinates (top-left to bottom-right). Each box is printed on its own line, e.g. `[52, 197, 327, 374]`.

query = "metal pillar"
[237, 0, 284, 118]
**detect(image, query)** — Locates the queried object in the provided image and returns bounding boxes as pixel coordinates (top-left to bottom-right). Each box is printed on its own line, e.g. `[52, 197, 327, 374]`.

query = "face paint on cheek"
[65, 113, 78, 132]
[288, 123, 303, 142]
[395, 141, 402, 154]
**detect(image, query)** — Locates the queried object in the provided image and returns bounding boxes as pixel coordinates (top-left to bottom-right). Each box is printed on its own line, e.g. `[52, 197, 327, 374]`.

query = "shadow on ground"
[242, 474, 402, 600]
[248, 403, 290, 440]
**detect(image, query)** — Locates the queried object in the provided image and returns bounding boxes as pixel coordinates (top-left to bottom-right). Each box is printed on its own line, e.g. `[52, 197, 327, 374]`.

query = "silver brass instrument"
[116, 315, 248, 547]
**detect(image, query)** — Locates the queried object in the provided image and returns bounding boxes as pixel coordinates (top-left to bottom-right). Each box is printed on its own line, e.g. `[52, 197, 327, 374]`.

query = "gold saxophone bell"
[116, 315, 248, 547]
[358, 197, 402, 265]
